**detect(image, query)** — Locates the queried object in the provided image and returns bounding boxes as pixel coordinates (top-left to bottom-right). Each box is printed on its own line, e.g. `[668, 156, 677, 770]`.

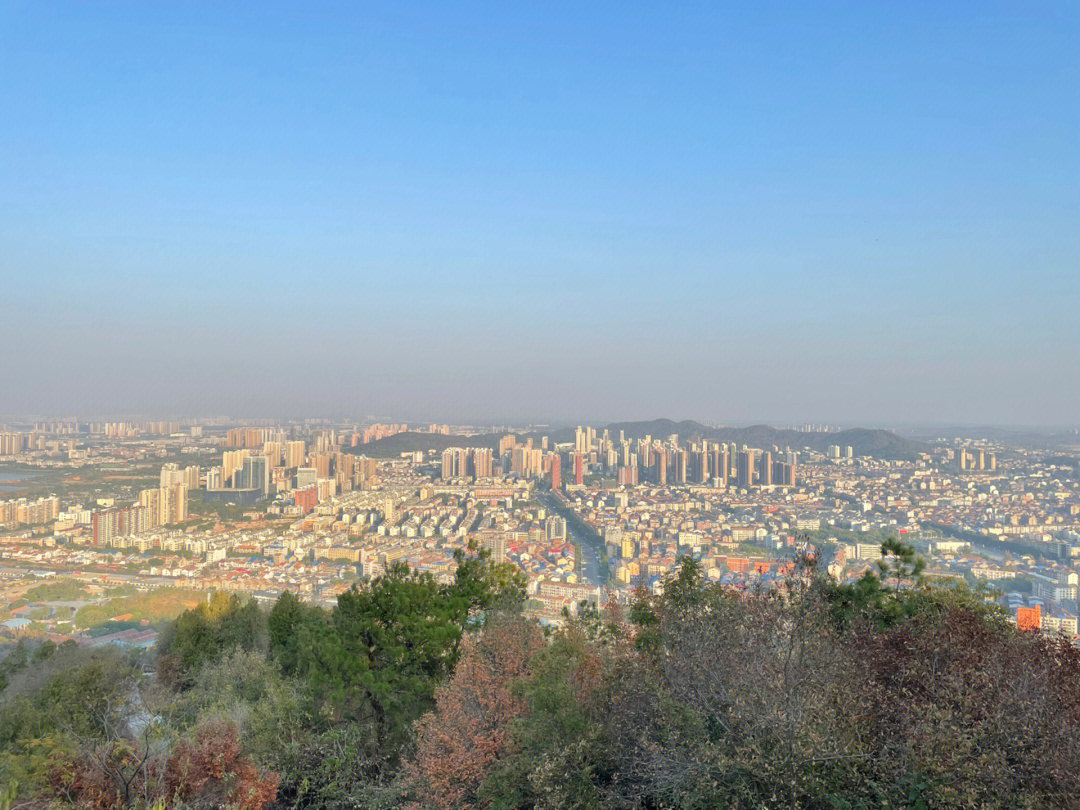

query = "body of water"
[0, 470, 41, 492]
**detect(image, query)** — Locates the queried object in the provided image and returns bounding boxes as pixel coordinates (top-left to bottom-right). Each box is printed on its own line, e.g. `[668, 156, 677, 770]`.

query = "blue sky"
[1, 1, 1077, 425]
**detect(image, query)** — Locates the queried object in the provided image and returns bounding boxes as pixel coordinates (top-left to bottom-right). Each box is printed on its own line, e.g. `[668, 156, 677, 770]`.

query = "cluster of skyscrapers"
[437, 427, 797, 490]
[0, 495, 60, 525]
[90, 463, 195, 544]
[957, 446, 998, 471]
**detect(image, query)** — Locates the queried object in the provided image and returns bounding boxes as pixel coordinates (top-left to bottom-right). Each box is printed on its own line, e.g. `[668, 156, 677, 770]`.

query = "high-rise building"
[204, 467, 222, 490]
[759, 451, 773, 486]
[183, 465, 200, 490]
[160, 463, 183, 488]
[698, 445, 710, 484]
[550, 453, 562, 490]
[527, 447, 543, 478]
[2, 495, 60, 525]
[737, 449, 755, 488]
[575, 426, 588, 454]
[720, 445, 730, 487]
[336, 453, 355, 488]
[653, 447, 667, 485]
[92, 509, 119, 545]
[673, 449, 687, 484]
[285, 440, 306, 468]
[481, 531, 507, 564]
[160, 482, 187, 524]
[294, 486, 317, 514]
[139, 487, 160, 516]
[312, 453, 332, 480]
[263, 441, 282, 468]
[473, 448, 494, 479]
[0, 433, 27, 455]
[237, 455, 269, 495]
[516, 444, 529, 473]
[546, 515, 567, 541]
[223, 450, 249, 486]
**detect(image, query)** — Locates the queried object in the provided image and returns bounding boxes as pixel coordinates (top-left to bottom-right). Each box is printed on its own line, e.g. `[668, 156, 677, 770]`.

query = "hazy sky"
[2, 2, 1077, 426]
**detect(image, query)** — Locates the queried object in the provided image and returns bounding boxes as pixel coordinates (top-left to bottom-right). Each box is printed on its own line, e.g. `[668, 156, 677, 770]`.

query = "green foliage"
[480, 626, 605, 810]
[451, 546, 529, 613]
[23, 578, 90, 603]
[877, 536, 927, 590]
[267, 590, 320, 677]
[473, 551, 1069, 810]
[8, 540, 1080, 810]
[0, 641, 140, 797]
[157, 591, 267, 683]
[824, 538, 1003, 632]
[73, 602, 112, 628]
[262, 551, 520, 789]
[73, 586, 206, 630]
[307, 561, 475, 757]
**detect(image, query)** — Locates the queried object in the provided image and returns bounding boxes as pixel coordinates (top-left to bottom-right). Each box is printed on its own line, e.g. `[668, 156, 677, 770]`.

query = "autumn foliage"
[408, 615, 546, 808]
[12, 547, 1080, 810]
[852, 606, 1080, 807]
[46, 721, 278, 810]
[166, 720, 279, 810]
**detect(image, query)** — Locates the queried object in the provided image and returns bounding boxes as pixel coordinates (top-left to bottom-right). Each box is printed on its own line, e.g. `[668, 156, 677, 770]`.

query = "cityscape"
[3, 1, 1079, 807]
[3, 417, 1079, 642]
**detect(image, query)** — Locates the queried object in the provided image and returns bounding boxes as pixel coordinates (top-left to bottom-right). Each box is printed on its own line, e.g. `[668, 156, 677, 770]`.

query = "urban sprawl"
[2, 419, 1079, 648]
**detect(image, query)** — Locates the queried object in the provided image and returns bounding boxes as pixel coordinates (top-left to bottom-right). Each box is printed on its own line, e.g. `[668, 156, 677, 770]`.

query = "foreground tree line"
[2, 543, 1080, 809]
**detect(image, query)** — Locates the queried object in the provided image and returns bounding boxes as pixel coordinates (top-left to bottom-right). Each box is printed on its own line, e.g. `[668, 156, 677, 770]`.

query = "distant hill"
[601, 420, 925, 460]
[349, 420, 926, 460]
[346, 431, 503, 458]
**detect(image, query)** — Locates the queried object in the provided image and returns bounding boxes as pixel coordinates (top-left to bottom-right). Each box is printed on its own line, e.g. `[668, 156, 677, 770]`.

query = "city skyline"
[3, 2, 1078, 425]
[5, 4, 1080, 807]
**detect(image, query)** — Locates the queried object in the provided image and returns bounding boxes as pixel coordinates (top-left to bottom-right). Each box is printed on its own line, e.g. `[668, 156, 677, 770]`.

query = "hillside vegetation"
[1, 543, 1077, 809]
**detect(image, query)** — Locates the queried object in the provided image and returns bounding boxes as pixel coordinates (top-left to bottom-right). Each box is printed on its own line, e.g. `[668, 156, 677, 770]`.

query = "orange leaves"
[165, 720, 279, 810]
[408, 618, 545, 809]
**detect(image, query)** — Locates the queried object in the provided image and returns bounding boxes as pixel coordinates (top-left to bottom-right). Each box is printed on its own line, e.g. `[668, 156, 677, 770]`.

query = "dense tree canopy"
[3, 543, 1080, 809]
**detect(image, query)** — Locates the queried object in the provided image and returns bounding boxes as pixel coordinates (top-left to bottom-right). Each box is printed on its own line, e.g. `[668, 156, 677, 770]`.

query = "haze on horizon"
[2, 2, 1077, 427]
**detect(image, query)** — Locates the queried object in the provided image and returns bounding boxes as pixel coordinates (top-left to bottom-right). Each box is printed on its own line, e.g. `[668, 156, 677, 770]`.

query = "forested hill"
[348, 419, 925, 460]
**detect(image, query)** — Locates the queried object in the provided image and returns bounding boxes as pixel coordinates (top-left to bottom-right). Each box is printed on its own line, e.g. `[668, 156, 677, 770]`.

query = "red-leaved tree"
[165, 720, 279, 810]
[408, 616, 546, 809]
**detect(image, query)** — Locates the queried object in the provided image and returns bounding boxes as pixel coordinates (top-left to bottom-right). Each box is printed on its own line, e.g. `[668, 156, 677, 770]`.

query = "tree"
[451, 547, 528, 613]
[0, 645, 158, 808]
[282, 552, 515, 773]
[600, 568, 862, 809]
[877, 537, 926, 591]
[156, 592, 267, 685]
[50, 694, 168, 810]
[850, 604, 1080, 808]
[268, 590, 326, 678]
[165, 720, 278, 810]
[479, 622, 608, 810]
[409, 615, 545, 808]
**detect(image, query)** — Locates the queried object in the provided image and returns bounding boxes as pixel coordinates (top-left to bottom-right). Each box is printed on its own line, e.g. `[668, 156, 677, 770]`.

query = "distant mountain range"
[348, 418, 926, 460]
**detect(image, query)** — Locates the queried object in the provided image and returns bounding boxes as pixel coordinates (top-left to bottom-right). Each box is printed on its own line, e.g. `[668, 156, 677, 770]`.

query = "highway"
[537, 490, 606, 586]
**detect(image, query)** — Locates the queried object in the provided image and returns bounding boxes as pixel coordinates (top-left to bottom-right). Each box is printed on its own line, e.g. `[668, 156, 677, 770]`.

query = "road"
[537, 491, 606, 585]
